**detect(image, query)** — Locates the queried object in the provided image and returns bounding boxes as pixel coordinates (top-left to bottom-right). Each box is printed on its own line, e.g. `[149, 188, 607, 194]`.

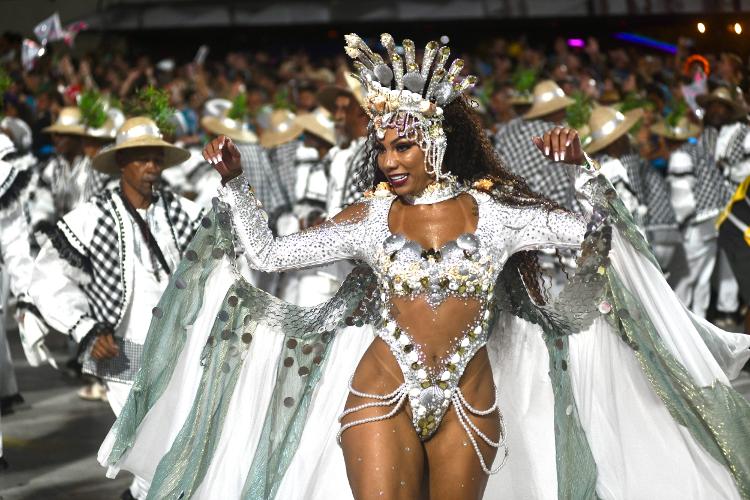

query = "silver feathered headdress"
[344, 33, 477, 179]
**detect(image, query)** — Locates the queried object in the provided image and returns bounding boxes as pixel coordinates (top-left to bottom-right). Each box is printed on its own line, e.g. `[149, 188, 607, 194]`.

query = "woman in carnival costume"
[99, 34, 750, 499]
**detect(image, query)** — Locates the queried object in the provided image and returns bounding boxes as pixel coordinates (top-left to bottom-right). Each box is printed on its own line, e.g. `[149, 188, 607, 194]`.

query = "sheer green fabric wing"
[104, 204, 235, 468]
[605, 269, 750, 497]
[103, 202, 380, 499]
[495, 171, 750, 499]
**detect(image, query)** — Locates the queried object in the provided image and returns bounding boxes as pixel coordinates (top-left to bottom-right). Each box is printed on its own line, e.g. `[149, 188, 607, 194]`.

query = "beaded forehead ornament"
[344, 33, 478, 180]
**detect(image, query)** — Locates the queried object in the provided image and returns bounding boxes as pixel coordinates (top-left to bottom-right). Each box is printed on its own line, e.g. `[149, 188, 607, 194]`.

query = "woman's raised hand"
[203, 135, 243, 182]
[532, 127, 585, 165]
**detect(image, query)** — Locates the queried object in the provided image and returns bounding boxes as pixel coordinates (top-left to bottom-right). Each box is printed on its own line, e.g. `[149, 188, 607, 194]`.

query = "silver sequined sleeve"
[219, 176, 366, 272]
[508, 206, 587, 254]
[508, 159, 604, 255]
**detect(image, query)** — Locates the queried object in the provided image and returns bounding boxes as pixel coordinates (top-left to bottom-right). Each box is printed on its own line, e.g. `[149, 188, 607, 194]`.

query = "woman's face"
[376, 127, 434, 197]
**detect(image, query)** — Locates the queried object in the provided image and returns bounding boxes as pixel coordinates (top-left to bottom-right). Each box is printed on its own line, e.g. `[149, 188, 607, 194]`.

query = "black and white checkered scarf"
[603, 152, 677, 229]
[701, 124, 749, 193]
[46, 187, 202, 328]
[340, 138, 371, 208]
[236, 143, 289, 219]
[266, 140, 301, 208]
[677, 140, 729, 221]
[494, 118, 574, 209]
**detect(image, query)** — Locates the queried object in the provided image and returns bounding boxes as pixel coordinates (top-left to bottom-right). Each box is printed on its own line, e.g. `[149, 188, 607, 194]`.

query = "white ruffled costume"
[97, 156, 750, 499]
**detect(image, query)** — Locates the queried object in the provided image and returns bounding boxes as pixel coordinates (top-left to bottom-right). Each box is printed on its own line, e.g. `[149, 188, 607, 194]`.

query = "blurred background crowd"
[2, 2, 750, 497]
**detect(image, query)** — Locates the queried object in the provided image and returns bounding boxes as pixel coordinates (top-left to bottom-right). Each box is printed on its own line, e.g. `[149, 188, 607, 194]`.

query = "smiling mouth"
[388, 173, 409, 187]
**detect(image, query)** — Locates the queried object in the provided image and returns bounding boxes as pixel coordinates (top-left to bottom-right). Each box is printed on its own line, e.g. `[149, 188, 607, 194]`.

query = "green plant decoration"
[566, 91, 593, 130]
[228, 93, 247, 121]
[665, 100, 688, 128]
[511, 68, 537, 94]
[128, 86, 175, 135]
[78, 89, 108, 129]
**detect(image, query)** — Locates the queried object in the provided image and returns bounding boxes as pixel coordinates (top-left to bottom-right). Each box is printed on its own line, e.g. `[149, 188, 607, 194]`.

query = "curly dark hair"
[351, 96, 566, 303]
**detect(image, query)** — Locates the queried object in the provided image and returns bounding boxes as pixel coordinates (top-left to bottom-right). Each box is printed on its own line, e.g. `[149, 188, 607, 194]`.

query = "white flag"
[33, 12, 64, 46]
[21, 38, 45, 71]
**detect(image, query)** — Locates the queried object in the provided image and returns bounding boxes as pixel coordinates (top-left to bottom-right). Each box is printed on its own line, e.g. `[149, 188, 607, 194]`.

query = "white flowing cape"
[99, 173, 750, 499]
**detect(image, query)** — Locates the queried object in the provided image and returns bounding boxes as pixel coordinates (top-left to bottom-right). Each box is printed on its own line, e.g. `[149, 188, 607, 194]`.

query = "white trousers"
[715, 249, 740, 314]
[669, 220, 718, 319]
[106, 380, 151, 499]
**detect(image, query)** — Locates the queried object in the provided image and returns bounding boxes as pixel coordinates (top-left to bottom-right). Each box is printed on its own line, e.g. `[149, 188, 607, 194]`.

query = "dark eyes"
[375, 142, 413, 154]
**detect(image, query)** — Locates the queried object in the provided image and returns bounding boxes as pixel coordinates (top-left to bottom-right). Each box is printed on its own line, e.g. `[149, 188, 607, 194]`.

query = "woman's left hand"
[532, 127, 585, 165]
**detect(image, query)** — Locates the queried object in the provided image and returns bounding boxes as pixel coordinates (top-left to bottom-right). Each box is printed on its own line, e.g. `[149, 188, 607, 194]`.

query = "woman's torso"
[350, 189, 545, 435]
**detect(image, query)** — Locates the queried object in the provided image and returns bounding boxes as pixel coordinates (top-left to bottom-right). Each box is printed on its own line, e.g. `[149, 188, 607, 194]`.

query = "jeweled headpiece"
[344, 33, 477, 179]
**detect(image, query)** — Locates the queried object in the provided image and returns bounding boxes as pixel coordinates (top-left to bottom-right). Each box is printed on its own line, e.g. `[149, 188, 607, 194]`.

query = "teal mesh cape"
[101, 175, 750, 499]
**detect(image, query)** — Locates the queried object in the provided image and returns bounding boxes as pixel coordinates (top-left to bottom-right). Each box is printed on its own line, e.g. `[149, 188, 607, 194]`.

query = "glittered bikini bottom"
[336, 304, 509, 474]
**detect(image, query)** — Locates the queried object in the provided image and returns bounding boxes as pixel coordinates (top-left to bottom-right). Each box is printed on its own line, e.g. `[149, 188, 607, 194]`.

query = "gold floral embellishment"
[473, 178, 494, 191]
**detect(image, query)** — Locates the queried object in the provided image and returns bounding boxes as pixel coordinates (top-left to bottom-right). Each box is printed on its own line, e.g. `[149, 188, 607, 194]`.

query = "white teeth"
[390, 174, 408, 181]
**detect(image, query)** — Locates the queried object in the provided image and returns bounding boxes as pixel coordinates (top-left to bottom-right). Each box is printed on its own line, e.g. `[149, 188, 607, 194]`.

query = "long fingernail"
[566, 139, 572, 147]
[561, 150, 566, 161]
[545, 146, 550, 156]
[554, 151, 559, 162]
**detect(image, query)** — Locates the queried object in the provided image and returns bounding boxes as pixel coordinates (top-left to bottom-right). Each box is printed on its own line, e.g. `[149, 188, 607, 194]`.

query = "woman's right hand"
[203, 135, 243, 183]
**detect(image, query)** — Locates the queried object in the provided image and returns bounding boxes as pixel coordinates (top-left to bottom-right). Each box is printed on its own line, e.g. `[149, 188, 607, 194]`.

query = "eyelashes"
[374, 142, 415, 154]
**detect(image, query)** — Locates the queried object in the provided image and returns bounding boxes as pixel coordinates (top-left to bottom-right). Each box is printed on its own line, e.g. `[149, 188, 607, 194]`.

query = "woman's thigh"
[423, 351, 501, 500]
[341, 408, 425, 500]
[340, 339, 425, 499]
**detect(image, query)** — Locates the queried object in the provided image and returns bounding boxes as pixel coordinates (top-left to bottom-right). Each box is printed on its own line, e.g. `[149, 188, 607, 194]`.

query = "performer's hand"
[91, 333, 119, 360]
[532, 127, 585, 165]
[203, 135, 242, 183]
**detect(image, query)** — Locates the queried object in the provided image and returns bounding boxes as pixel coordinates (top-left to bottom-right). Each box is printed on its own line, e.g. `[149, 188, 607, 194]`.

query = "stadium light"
[568, 38, 585, 48]
[697, 22, 706, 34]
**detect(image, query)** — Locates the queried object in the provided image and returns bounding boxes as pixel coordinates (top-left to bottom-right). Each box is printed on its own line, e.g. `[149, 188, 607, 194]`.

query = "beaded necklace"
[401, 175, 463, 205]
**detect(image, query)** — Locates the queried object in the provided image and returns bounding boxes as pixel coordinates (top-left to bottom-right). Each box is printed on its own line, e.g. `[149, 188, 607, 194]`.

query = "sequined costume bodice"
[363, 191, 586, 438]
[374, 225, 496, 438]
[220, 177, 587, 445]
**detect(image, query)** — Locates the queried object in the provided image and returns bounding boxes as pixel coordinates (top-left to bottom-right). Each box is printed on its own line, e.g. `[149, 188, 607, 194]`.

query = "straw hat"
[203, 98, 232, 118]
[523, 81, 575, 120]
[696, 87, 746, 121]
[509, 91, 534, 106]
[598, 88, 622, 105]
[260, 109, 303, 148]
[650, 116, 701, 141]
[318, 73, 364, 115]
[200, 98, 258, 144]
[583, 105, 644, 155]
[294, 107, 335, 146]
[91, 116, 190, 174]
[42, 107, 86, 135]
